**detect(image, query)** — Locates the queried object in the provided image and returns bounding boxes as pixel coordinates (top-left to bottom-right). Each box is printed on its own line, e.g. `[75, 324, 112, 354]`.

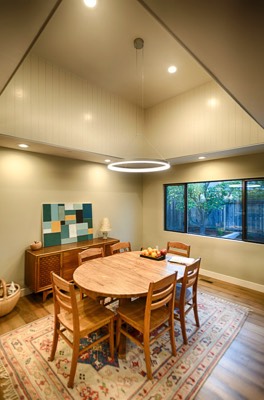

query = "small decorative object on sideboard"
[100, 217, 111, 239]
[0, 279, 21, 317]
[30, 241, 42, 251]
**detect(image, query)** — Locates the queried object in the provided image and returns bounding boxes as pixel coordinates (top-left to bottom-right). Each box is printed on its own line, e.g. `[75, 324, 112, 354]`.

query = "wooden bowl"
[30, 241, 42, 251]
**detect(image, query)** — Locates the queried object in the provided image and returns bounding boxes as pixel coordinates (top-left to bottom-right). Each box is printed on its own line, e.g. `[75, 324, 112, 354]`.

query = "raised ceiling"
[29, 0, 211, 108]
[139, 0, 264, 128]
[0, 0, 263, 164]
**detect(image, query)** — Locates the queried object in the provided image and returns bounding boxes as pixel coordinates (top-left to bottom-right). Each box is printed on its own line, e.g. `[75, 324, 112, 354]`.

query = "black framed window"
[245, 180, 264, 243]
[164, 178, 264, 244]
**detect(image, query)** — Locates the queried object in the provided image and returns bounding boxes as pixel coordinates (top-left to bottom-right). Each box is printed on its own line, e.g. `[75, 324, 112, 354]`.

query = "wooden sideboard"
[25, 237, 119, 301]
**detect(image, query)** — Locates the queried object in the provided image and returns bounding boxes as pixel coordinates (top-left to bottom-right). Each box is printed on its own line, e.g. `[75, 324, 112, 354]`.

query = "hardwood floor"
[197, 276, 264, 400]
[0, 276, 264, 399]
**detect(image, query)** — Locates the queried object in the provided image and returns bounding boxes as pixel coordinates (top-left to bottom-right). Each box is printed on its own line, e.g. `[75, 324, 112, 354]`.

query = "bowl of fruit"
[140, 247, 167, 261]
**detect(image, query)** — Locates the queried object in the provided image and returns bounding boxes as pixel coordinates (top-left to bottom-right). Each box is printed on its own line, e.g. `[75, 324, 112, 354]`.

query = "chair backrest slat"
[51, 272, 79, 331]
[78, 247, 104, 265]
[167, 241, 190, 258]
[146, 274, 177, 319]
[54, 285, 72, 312]
[110, 241, 131, 255]
[180, 258, 201, 301]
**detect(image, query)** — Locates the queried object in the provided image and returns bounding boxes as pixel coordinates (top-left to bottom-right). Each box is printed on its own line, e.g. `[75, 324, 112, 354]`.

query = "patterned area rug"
[0, 292, 248, 400]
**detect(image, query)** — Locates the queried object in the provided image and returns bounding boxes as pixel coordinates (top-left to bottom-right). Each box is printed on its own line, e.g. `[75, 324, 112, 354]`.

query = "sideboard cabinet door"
[38, 254, 61, 291]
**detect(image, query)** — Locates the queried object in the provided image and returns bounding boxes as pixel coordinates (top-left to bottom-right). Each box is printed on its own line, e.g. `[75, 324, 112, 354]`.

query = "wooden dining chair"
[108, 242, 132, 306]
[78, 247, 104, 265]
[77, 247, 105, 302]
[48, 272, 115, 388]
[174, 258, 201, 344]
[116, 273, 177, 380]
[110, 241, 131, 255]
[167, 241, 191, 258]
[78, 247, 117, 308]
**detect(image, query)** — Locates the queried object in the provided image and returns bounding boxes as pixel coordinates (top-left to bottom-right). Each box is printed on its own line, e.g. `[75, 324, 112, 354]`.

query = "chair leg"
[143, 333, 152, 380]
[180, 308, 188, 345]
[193, 299, 200, 327]
[67, 338, 80, 389]
[48, 320, 60, 361]
[115, 316, 122, 349]
[109, 319, 115, 359]
[169, 317, 177, 356]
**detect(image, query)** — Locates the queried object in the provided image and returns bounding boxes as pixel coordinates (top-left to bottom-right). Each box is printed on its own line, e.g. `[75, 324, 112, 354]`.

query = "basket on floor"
[0, 279, 21, 317]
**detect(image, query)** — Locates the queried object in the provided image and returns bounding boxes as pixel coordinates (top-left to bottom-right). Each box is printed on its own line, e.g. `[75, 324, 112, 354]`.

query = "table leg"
[117, 298, 130, 359]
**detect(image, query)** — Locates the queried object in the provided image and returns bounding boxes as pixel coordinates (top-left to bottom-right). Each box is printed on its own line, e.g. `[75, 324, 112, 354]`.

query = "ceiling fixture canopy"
[107, 38, 170, 173]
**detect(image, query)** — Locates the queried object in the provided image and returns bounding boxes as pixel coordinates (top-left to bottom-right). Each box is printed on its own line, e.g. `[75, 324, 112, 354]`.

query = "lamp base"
[102, 231, 108, 240]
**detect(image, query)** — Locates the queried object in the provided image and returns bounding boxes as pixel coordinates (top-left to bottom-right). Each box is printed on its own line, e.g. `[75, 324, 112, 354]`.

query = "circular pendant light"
[108, 159, 170, 173]
[107, 38, 170, 174]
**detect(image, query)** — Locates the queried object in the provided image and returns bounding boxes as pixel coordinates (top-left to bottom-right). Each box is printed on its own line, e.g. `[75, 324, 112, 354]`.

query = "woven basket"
[0, 279, 21, 317]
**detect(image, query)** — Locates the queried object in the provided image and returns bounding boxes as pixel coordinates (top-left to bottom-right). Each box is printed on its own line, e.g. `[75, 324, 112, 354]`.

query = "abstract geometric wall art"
[42, 203, 93, 247]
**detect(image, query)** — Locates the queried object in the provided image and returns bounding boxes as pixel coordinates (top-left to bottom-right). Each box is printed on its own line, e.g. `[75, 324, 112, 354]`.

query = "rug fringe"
[0, 361, 19, 400]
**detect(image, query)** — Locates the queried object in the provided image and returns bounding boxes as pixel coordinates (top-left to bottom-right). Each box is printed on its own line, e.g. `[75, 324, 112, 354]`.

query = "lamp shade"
[100, 217, 111, 239]
[100, 217, 111, 232]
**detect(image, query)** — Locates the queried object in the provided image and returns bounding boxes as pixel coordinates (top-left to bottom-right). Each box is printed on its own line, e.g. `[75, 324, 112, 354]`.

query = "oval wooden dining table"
[73, 251, 186, 298]
[73, 251, 188, 357]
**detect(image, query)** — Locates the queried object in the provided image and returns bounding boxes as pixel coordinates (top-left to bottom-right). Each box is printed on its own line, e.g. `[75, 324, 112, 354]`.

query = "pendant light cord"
[135, 38, 168, 163]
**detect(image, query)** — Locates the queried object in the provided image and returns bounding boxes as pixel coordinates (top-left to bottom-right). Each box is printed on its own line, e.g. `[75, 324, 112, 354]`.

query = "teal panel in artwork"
[65, 220, 75, 225]
[77, 234, 89, 242]
[43, 204, 51, 222]
[61, 237, 77, 244]
[83, 203, 92, 218]
[84, 218, 93, 228]
[61, 225, 69, 239]
[51, 204, 59, 221]
[77, 229, 88, 236]
[77, 223, 87, 230]
[43, 232, 61, 247]
[43, 221, 52, 232]
[58, 205, 65, 221]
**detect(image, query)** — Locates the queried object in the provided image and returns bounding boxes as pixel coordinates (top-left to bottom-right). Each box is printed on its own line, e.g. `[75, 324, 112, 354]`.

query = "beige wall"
[0, 147, 143, 288]
[0, 53, 144, 159]
[145, 81, 263, 159]
[1, 147, 263, 293]
[142, 153, 264, 291]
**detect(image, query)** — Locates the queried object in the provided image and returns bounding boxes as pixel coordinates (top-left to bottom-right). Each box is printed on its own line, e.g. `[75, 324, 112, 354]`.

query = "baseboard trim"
[200, 268, 264, 293]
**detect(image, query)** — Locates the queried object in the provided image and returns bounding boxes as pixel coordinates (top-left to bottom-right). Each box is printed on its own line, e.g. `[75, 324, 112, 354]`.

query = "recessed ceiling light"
[105, 159, 111, 163]
[198, 156, 206, 160]
[168, 65, 177, 74]
[15, 89, 24, 98]
[84, 113, 92, 121]
[18, 143, 29, 148]
[207, 98, 219, 108]
[83, 0, 97, 8]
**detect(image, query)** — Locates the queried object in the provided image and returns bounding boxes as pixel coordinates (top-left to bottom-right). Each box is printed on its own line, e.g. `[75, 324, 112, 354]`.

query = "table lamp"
[100, 217, 111, 239]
